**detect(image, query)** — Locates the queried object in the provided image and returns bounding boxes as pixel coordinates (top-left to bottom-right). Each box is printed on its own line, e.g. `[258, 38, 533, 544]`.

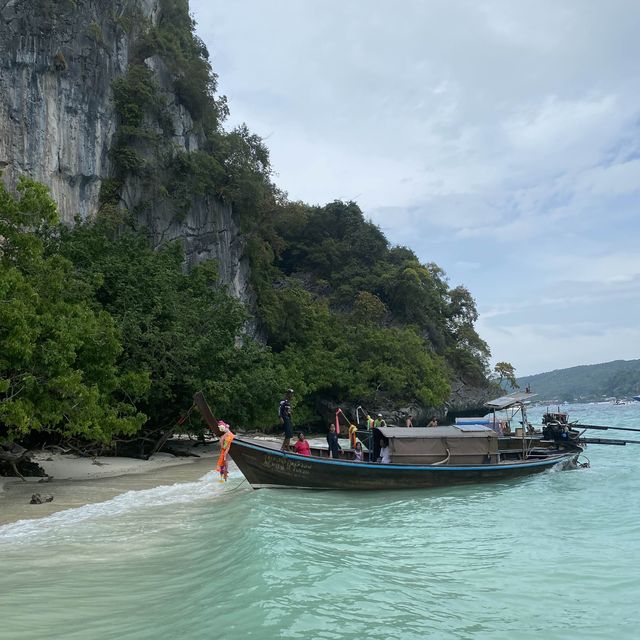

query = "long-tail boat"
[194, 392, 583, 490]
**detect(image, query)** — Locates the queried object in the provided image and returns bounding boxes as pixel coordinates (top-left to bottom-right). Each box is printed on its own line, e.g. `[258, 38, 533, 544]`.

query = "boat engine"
[542, 413, 580, 442]
[542, 411, 568, 426]
[542, 420, 569, 441]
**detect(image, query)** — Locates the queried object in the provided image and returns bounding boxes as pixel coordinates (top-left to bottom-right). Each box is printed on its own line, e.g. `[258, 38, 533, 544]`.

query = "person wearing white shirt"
[378, 439, 391, 464]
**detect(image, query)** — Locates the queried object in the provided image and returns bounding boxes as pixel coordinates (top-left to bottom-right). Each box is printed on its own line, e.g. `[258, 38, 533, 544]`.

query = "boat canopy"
[485, 391, 538, 410]
[375, 426, 498, 465]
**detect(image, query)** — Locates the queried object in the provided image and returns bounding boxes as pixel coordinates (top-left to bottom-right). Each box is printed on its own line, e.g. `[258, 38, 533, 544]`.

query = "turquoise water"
[1, 403, 639, 639]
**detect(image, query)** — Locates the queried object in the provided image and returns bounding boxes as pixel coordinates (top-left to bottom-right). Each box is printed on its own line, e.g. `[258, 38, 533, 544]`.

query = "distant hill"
[517, 359, 640, 402]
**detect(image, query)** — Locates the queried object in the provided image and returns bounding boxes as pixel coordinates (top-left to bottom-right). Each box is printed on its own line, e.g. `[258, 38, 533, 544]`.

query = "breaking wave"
[0, 469, 245, 544]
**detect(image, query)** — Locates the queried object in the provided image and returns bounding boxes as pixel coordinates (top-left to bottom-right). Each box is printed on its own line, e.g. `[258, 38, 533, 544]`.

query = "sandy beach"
[0, 434, 332, 526]
[0, 439, 222, 526]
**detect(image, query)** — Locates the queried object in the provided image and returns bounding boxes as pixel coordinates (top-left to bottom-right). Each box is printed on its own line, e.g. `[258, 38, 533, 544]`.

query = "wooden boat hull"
[230, 437, 582, 490]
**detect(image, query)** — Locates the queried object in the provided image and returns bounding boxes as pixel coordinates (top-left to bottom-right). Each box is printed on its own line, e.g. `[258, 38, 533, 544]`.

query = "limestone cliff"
[0, 0, 251, 305]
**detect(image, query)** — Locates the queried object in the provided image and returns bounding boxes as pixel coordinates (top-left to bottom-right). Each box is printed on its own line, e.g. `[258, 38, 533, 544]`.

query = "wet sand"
[0, 443, 222, 526]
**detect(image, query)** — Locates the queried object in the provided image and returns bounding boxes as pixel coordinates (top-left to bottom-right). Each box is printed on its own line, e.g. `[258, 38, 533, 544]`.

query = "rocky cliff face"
[445, 378, 496, 417]
[314, 378, 495, 429]
[0, 0, 251, 305]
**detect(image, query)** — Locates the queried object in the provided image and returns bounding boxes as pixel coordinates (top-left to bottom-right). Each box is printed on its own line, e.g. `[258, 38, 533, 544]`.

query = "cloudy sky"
[191, 0, 640, 376]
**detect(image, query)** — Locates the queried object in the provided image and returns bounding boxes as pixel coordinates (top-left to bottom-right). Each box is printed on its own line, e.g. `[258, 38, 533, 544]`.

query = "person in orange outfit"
[348, 423, 358, 449]
[215, 420, 235, 482]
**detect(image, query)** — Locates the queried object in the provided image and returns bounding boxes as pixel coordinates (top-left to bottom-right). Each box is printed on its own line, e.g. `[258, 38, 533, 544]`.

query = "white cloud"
[539, 255, 640, 285]
[191, 0, 640, 374]
[503, 95, 618, 153]
[578, 159, 640, 197]
[479, 319, 640, 377]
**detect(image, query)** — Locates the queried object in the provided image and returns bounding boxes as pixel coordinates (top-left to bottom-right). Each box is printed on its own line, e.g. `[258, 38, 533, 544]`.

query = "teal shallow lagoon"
[1, 403, 639, 639]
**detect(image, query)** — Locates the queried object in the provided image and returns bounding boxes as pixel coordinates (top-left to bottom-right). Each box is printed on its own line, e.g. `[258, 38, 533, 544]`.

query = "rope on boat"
[577, 454, 591, 469]
[224, 477, 249, 493]
[176, 403, 195, 427]
[229, 477, 246, 491]
[432, 448, 451, 466]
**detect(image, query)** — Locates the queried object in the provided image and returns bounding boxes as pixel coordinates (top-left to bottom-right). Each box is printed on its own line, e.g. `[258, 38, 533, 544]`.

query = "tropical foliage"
[0, 179, 288, 445]
[1, 0, 495, 450]
[0, 179, 146, 443]
[493, 362, 519, 390]
[56, 215, 284, 430]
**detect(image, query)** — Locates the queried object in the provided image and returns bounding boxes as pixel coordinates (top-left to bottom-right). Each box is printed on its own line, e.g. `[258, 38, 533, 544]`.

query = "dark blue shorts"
[283, 417, 293, 438]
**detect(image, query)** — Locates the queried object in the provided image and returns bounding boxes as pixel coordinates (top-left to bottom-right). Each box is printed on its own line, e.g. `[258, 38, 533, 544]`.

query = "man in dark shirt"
[326, 423, 342, 459]
[279, 389, 294, 450]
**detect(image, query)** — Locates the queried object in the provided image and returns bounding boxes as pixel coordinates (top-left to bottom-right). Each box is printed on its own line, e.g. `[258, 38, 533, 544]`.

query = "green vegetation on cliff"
[103, 0, 275, 234]
[1, 0, 495, 451]
[101, 0, 490, 416]
[263, 201, 489, 379]
[1, 178, 285, 445]
[0, 179, 147, 443]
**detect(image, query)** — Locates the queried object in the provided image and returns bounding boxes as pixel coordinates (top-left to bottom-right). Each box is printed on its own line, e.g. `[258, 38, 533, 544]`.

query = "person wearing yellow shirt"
[348, 423, 358, 449]
[373, 414, 386, 429]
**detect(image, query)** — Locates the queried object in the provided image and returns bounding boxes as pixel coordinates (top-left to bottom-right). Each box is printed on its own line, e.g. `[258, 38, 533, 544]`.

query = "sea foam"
[0, 469, 244, 544]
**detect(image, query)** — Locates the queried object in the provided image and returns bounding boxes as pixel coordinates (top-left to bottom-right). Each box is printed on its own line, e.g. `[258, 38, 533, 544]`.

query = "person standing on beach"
[279, 389, 294, 450]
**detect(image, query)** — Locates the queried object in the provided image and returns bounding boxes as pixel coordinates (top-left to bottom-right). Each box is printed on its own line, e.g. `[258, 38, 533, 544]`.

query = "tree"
[352, 291, 386, 325]
[58, 217, 284, 429]
[493, 362, 519, 389]
[0, 178, 147, 444]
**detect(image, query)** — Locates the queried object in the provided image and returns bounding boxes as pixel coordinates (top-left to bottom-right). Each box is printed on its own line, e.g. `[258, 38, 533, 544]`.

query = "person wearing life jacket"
[373, 413, 386, 430]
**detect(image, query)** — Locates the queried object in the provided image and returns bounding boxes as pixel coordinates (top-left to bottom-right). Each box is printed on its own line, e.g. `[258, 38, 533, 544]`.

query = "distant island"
[517, 359, 640, 403]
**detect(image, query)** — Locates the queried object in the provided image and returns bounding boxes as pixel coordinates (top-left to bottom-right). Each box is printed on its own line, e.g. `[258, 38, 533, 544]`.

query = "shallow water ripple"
[1, 404, 639, 639]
